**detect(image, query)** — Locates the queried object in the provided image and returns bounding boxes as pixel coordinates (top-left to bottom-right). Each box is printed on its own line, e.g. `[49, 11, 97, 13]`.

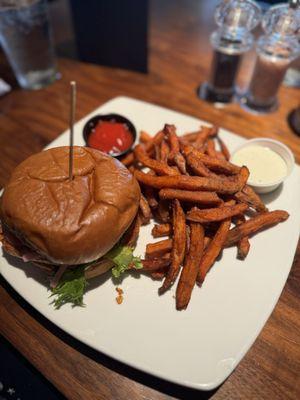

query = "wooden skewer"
[69, 81, 76, 181]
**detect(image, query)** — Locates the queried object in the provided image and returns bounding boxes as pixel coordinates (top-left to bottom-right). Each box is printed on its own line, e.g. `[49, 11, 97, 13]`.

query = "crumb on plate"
[115, 287, 124, 304]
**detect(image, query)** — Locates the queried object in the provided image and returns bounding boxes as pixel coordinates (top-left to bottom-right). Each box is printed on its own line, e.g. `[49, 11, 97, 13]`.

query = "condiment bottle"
[198, 0, 261, 103]
[240, 2, 300, 113]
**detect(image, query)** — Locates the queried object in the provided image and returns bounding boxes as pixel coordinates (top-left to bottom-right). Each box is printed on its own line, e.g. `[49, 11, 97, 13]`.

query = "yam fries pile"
[121, 124, 289, 310]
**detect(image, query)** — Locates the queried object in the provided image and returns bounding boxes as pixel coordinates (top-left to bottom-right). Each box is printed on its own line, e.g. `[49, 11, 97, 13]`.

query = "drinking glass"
[0, 0, 57, 89]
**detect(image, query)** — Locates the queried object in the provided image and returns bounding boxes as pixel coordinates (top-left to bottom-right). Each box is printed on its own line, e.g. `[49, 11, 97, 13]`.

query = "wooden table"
[1, 1, 299, 399]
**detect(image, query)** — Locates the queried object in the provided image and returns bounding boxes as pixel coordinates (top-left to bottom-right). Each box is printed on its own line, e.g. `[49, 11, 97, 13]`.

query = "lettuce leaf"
[50, 265, 87, 309]
[50, 245, 141, 308]
[105, 245, 142, 279]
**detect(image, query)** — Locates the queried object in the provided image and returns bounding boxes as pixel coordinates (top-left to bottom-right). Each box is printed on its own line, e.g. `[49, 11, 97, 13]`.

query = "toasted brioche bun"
[1, 146, 140, 265]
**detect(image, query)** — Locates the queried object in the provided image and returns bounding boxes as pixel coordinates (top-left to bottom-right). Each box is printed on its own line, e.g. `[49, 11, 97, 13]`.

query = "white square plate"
[1, 96, 300, 390]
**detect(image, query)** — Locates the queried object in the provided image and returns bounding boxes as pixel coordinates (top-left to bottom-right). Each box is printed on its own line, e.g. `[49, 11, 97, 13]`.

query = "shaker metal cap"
[215, 0, 262, 33]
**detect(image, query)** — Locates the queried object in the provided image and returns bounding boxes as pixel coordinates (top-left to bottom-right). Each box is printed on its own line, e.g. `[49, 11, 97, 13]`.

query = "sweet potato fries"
[121, 124, 289, 310]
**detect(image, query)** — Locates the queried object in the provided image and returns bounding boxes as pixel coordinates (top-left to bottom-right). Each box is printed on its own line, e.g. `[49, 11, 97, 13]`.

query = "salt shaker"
[198, 0, 261, 103]
[240, 2, 300, 113]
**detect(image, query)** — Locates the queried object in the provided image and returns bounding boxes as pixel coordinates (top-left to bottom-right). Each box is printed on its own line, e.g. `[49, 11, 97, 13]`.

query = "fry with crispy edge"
[159, 199, 186, 294]
[194, 126, 218, 150]
[146, 238, 173, 258]
[234, 215, 250, 260]
[139, 193, 152, 224]
[206, 139, 226, 161]
[143, 186, 158, 209]
[217, 137, 230, 161]
[159, 188, 221, 206]
[186, 203, 248, 223]
[243, 185, 267, 211]
[156, 199, 170, 222]
[139, 130, 152, 143]
[182, 129, 203, 142]
[120, 151, 135, 167]
[237, 166, 250, 190]
[141, 257, 171, 271]
[234, 185, 268, 213]
[197, 218, 231, 284]
[154, 144, 161, 161]
[160, 140, 170, 164]
[144, 130, 164, 152]
[165, 124, 180, 159]
[164, 124, 187, 174]
[225, 210, 289, 247]
[121, 130, 164, 166]
[204, 236, 211, 249]
[128, 165, 136, 175]
[238, 236, 250, 259]
[134, 144, 179, 176]
[151, 267, 169, 280]
[152, 223, 172, 238]
[182, 144, 240, 175]
[176, 222, 205, 310]
[206, 139, 218, 158]
[143, 170, 158, 209]
[185, 152, 212, 177]
[174, 153, 187, 175]
[216, 151, 226, 161]
[134, 169, 246, 194]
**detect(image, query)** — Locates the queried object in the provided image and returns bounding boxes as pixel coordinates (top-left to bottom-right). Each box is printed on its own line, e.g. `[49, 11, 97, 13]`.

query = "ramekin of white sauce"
[231, 138, 295, 193]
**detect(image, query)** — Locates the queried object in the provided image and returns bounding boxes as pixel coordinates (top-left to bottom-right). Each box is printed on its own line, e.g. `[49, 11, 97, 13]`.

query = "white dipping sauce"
[232, 145, 287, 184]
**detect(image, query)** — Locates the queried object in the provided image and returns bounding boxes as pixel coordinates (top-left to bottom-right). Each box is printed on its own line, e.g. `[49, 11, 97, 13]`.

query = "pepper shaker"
[198, 0, 261, 104]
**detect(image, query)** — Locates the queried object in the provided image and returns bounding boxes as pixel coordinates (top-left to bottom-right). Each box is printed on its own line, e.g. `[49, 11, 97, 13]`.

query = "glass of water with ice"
[0, 0, 57, 90]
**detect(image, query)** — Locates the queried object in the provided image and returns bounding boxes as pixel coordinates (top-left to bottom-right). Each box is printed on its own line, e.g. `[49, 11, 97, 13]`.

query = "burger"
[0, 146, 141, 307]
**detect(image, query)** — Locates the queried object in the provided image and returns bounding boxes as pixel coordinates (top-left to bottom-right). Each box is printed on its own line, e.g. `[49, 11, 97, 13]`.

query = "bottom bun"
[34, 259, 114, 280]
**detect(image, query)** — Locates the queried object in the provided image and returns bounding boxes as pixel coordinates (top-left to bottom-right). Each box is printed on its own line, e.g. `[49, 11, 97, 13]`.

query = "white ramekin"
[230, 138, 295, 194]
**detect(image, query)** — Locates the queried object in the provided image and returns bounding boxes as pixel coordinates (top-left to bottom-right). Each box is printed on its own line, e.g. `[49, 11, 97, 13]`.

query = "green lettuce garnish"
[105, 245, 142, 278]
[50, 265, 88, 309]
[50, 245, 141, 308]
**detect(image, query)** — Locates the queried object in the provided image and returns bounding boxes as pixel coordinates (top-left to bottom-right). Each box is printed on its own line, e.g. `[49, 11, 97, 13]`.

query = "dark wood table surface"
[0, 1, 299, 399]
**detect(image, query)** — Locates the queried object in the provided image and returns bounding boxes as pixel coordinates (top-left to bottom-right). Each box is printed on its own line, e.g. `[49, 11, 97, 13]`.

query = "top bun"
[1, 146, 140, 265]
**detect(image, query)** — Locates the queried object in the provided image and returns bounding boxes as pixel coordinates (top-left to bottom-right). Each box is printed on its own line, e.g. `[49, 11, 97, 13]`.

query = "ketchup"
[87, 120, 133, 155]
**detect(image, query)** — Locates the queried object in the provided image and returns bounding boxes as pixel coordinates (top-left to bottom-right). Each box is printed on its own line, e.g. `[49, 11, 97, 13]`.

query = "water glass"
[0, 0, 57, 90]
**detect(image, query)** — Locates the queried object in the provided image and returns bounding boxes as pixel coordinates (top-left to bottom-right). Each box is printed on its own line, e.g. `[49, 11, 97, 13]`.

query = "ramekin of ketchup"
[83, 114, 136, 157]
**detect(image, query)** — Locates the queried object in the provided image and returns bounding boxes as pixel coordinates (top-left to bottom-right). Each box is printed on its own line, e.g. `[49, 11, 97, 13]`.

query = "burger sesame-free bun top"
[1, 146, 141, 265]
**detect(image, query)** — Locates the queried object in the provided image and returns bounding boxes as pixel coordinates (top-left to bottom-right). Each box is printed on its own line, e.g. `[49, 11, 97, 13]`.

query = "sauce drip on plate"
[87, 120, 133, 155]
